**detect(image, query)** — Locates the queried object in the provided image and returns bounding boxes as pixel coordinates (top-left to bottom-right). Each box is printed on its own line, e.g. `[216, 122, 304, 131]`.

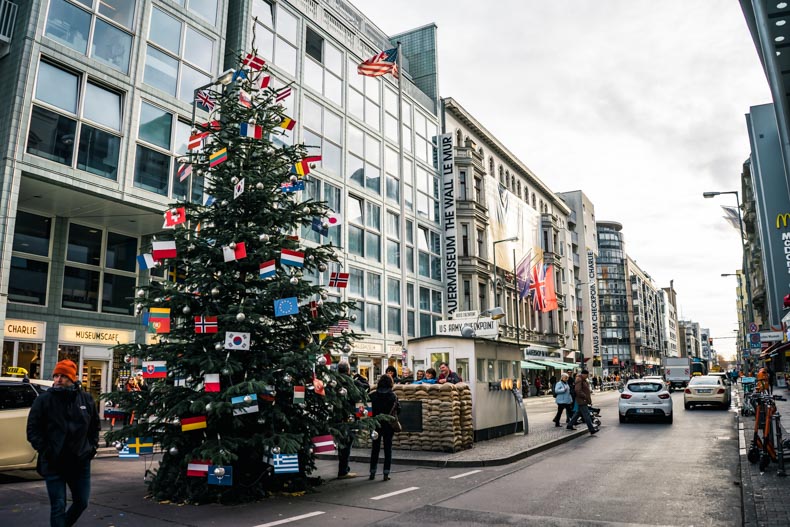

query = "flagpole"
[396, 41, 409, 370]
[513, 249, 521, 353]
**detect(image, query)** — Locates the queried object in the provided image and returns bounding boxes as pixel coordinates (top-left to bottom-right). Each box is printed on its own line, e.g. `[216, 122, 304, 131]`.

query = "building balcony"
[0, 0, 17, 59]
[572, 253, 580, 267]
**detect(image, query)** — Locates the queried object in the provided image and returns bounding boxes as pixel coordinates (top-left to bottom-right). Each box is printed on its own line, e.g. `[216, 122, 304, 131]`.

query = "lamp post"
[722, 272, 748, 356]
[703, 191, 754, 369]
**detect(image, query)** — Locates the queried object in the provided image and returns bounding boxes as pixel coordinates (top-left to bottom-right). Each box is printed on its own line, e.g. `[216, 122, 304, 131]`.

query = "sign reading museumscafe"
[58, 325, 135, 345]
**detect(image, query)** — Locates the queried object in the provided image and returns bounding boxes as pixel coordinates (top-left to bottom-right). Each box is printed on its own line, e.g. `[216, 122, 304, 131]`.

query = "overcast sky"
[353, 0, 772, 359]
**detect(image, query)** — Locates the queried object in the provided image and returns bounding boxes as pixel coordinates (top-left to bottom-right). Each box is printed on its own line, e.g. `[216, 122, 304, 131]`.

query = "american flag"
[195, 90, 215, 111]
[275, 86, 292, 102]
[357, 48, 398, 78]
[329, 272, 349, 288]
[328, 320, 350, 336]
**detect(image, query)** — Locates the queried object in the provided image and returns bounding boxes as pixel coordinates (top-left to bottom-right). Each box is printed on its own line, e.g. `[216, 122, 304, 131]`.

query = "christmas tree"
[107, 51, 378, 504]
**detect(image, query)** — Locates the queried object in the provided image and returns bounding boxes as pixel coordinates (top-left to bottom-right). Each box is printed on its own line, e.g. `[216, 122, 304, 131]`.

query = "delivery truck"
[663, 357, 691, 391]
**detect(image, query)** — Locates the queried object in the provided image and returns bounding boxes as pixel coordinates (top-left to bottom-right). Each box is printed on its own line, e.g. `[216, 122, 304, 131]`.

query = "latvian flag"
[152, 240, 177, 260]
[181, 416, 207, 432]
[240, 123, 263, 139]
[275, 86, 292, 102]
[311, 434, 336, 453]
[242, 52, 265, 71]
[194, 315, 218, 334]
[329, 272, 350, 288]
[280, 249, 304, 268]
[187, 459, 212, 477]
[259, 259, 276, 279]
[204, 373, 220, 392]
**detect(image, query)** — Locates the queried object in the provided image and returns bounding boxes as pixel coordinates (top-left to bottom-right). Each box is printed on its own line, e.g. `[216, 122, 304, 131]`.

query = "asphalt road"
[0, 391, 740, 526]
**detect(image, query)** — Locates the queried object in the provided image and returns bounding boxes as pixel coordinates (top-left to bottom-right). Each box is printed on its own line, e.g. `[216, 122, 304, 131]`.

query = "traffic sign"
[749, 332, 762, 349]
[749, 322, 758, 334]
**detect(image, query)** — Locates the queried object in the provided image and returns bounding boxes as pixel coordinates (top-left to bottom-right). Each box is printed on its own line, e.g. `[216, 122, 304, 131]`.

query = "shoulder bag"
[389, 398, 402, 433]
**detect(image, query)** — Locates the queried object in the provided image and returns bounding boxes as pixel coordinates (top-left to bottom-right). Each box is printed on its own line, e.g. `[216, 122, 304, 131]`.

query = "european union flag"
[274, 297, 299, 317]
[207, 465, 233, 486]
[311, 217, 328, 236]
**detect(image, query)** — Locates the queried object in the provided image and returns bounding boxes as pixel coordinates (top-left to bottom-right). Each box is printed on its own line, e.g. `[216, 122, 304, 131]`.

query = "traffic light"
[709, 338, 714, 345]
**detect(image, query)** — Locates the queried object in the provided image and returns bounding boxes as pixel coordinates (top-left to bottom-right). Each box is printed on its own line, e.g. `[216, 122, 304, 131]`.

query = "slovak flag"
[259, 259, 276, 279]
[239, 123, 263, 139]
[222, 242, 247, 262]
[152, 240, 177, 261]
[280, 249, 304, 268]
[204, 373, 220, 392]
[142, 361, 167, 379]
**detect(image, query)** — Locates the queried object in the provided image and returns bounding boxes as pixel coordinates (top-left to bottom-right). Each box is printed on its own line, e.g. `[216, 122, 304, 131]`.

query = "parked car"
[684, 375, 731, 410]
[619, 379, 673, 423]
[0, 376, 53, 471]
[707, 371, 732, 387]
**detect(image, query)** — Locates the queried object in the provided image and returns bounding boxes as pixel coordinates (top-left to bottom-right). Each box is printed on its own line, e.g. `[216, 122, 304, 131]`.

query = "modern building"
[0, 0, 447, 399]
[678, 320, 701, 360]
[626, 256, 662, 374]
[558, 190, 600, 372]
[596, 221, 631, 373]
[660, 280, 680, 358]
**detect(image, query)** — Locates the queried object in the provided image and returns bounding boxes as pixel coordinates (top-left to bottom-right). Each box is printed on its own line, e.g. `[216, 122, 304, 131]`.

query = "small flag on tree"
[309, 301, 318, 319]
[312, 435, 335, 453]
[257, 75, 271, 89]
[181, 416, 207, 432]
[225, 332, 250, 350]
[274, 297, 299, 317]
[222, 242, 247, 262]
[187, 459, 212, 477]
[148, 308, 171, 334]
[326, 212, 342, 227]
[293, 385, 305, 403]
[152, 240, 177, 260]
[177, 162, 192, 182]
[204, 195, 216, 206]
[280, 181, 305, 193]
[275, 86, 292, 102]
[137, 253, 156, 270]
[167, 265, 186, 284]
[358, 48, 398, 78]
[232, 69, 247, 82]
[313, 376, 325, 396]
[207, 465, 233, 486]
[272, 453, 299, 474]
[195, 89, 216, 111]
[259, 260, 276, 278]
[231, 394, 259, 415]
[142, 360, 167, 379]
[126, 437, 154, 454]
[238, 89, 253, 108]
[118, 445, 139, 459]
[239, 123, 263, 139]
[328, 320, 350, 336]
[188, 131, 209, 151]
[194, 315, 218, 334]
[242, 52, 265, 70]
[280, 249, 304, 267]
[291, 155, 321, 176]
[163, 207, 186, 228]
[278, 116, 296, 130]
[329, 272, 349, 288]
[311, 218, 328, 236]
[209, 148, 228, 167]
[234, 178, 245, 199]
[204, 373, 220, 392]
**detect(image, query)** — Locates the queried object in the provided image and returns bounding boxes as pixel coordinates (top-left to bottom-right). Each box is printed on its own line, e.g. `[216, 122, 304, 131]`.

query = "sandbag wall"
[389, 383, 473, 452]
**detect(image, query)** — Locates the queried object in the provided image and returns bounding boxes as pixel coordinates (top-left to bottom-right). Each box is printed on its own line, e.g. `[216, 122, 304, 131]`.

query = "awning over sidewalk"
[529, 359, 572, 370]
[760, 340, 790, 360]
[520, 361, 546, 370]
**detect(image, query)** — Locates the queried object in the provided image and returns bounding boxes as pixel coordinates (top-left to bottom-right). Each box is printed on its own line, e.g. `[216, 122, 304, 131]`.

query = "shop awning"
[529, 359, 572, 370]
[520, 361, 546, 370]
[760, 340, 790, 360]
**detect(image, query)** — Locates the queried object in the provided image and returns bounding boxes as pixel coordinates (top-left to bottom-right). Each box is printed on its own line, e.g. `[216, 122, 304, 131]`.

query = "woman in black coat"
[369, 374, 399, 481]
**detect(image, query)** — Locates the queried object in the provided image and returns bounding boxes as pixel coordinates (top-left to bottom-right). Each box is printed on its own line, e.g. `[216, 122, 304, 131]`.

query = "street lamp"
[722, 272, 748, 360]
[492, 236, 518, 309]
[703, 190, 754, 368]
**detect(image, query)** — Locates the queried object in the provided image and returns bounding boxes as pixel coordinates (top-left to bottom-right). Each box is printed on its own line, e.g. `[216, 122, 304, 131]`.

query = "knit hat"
[53, 360, 77, 382]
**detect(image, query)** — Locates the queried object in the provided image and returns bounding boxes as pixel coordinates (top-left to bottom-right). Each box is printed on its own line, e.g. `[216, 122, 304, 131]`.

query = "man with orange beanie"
[27, 360, 100, 526]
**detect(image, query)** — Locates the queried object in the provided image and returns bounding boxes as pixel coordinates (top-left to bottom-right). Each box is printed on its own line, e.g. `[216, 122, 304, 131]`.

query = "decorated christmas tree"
[107, 51, 378, 504]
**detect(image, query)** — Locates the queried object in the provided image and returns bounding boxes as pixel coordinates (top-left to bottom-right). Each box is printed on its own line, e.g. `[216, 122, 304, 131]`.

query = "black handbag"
[389, 399, 402, 433]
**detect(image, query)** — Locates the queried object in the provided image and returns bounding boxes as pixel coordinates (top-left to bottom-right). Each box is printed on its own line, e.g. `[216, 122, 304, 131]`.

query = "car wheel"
[685, 403, 692, 410]
[619, 414, 626, 423]
[666, 413, 673, 424]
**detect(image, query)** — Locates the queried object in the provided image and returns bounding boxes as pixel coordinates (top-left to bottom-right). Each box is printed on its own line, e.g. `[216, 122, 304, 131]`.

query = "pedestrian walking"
[552, 373, 573, 426]
[567, 369, 598, 435]
[27, 359, 101, 527]
[369, 374, 399, 481]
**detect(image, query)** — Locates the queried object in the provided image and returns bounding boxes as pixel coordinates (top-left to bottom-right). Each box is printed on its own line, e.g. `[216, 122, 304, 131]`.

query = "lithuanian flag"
[209, 148, 227, 167]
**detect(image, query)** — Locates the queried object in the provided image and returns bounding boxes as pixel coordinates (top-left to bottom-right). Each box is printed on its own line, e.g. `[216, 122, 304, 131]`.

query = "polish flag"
[152, 241, 177, 261]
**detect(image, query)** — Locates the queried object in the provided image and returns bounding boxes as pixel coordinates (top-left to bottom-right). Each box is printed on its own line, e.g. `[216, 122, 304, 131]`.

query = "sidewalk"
[735, 382, 790, 527]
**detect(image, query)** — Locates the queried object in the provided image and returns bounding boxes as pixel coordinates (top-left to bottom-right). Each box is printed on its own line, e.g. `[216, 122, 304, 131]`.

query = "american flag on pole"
[195, 90, 216, 111]
[357, 48, 398, 78]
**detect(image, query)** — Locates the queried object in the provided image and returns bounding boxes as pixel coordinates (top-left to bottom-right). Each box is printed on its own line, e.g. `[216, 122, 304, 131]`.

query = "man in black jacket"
[27, 359, 100, 527]
[336, 362, 369, 479]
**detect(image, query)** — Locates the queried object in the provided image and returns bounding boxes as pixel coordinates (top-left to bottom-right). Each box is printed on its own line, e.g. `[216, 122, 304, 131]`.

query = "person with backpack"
[552, 373, 573, 426]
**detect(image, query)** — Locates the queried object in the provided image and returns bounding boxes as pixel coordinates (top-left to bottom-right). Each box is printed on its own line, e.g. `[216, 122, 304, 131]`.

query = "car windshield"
[628, 382, 663, 392]
[690, 376, 719, 386]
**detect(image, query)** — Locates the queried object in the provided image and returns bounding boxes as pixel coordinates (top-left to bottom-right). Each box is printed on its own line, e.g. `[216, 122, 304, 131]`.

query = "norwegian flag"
[275, 86, 292, 102]
[328, 319, 350, 336]
[195, 90, 215, 111]
[329, 272, 349, 288]
[242, 53, 265, 71]
[194, 315, 218, 334]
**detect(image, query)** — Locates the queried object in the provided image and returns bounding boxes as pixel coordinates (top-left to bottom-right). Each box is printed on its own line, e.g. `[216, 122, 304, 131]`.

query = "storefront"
[2, 319, 46, 379]
[347, 340, 386, 384]
[58, 324, 136, 416]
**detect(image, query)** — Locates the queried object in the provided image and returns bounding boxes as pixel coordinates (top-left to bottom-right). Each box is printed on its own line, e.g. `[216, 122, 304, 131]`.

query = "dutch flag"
[259, 259, 276, 279]
[280, 249, 304, 268]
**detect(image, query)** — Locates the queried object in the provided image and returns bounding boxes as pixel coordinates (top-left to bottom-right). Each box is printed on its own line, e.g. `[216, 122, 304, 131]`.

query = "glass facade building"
[596, 221, 631, 371]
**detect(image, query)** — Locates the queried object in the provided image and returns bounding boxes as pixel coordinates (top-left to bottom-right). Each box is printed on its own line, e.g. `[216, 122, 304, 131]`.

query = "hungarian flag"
[293, 385, 305, 403]
[194, 315, 218, 334]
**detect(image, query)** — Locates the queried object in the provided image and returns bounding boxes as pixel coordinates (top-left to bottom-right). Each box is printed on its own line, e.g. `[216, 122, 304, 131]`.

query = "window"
[62, 223, 137, 314]
[302, 98, 342, 174]
[27, 60, 122, 180]
[476, 228, 485, 258]
[44, 0, 134, 73]
[474, 176, 483, 203]
[8, 211, 53, 306]
[134, 101, 194, 199]
[386, 211, 400, 268]
[347, 195, 381, 262]
[347, 124, 381, 193]
[463, 279, 471, 311]
[300, 179, 341, 247]
[347, 268, 381, 333]
[461, 224, 469, 257]
[418, 286, 442, 336]
[459, 169, 467, 200]
[384, 146, 400, 204]
[144, 7, 215, 102]
[417, 226, 441, 281]
[387, 277, 401, 335]
[304, 27, 343, 106]
[415, 165, 440, 225]
[252, 1, 298, 77]
[348, 58, 380, 129]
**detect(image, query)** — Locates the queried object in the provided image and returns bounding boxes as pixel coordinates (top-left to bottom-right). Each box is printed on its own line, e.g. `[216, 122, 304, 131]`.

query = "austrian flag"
[187, 459, 212, 477]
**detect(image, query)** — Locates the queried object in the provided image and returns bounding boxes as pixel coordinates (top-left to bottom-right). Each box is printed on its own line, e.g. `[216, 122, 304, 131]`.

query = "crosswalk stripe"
[450, 470, 481, 479]
[254, 511, 325, 526]
[370, 486, 420, 500]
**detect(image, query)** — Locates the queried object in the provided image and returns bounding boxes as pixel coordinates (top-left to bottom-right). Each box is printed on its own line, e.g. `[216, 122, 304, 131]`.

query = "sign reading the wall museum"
[436, 317, 498, 338]
[5, 320, 46, 340]
[434, 133, 457, 315]
[59, 325, 135, 345]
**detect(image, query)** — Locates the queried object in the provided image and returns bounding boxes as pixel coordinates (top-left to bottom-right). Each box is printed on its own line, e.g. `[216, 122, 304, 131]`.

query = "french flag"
[259, 259, 276, 279]
[187, 459, 211, 477]
[152, 241, 177, 261]
[280, 249, 304, 268]
[239, 123, 263, 139]
[137, 253, 156, 270]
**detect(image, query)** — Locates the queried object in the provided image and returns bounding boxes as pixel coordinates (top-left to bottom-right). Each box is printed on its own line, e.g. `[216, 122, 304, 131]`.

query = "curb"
[734, 390, 758, 527]
[317, 428, 589, 468]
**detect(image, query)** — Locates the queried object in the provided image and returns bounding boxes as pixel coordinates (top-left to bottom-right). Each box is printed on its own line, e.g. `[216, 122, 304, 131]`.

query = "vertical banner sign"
[434, 133, 457, 315]
[587, 250, 600, 359]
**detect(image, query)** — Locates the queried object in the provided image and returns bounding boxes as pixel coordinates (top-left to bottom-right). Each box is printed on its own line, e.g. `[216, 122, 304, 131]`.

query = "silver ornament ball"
[290, 175, 298, 183]
[290, 276, 299, 285]
[272, 446, 281, 454]
[320, 292, 328, 300]
[215, 342, 223, 351]
[221, 200, 228, 206]
[221, 368, 230, 375]
[244, 395, 253, 403]
[349, 314, 357, 322]
[169, 446, 179, 455]
[211, 287, 220, 296]
[371, 430, 379, 440]
[339, 387, 347, 396]
[229, 242, 237, 250]
[317, 356, 327, 366]
[236, 312, 246, 322]
[213, 467, 225, 478]
[318, 263, 327, 272]
[182, 306, 191, 315]
[303, 206, 310, 214]
[259, 233, 270, 242]
[322, 221, 329, 229]
[256, 182, 264, 190]
[205, 403, 212, 411]
[136, 289, 145, 298]
[343, 344, 352, 352]
[114, 441, 123, 452]
[283, 373, 292, 383]
[231, 176, 239, 184]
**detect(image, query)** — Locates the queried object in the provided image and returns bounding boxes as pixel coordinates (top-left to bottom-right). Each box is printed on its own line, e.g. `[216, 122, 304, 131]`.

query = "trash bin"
[742, 377, 756, 394]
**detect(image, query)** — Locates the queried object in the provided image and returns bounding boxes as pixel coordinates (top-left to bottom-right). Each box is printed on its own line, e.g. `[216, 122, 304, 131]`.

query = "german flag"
[181, 416, 207, 432]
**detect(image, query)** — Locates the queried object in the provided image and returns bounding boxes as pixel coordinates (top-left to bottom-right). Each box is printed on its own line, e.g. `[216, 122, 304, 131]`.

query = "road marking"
[449, 470, 481, 479]
[254, 511, 325, 526]
[370, 486, 420, 500]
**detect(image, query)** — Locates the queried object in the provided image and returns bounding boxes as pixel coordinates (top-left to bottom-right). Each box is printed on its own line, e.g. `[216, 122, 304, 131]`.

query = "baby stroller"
[589, 405, 602, 427]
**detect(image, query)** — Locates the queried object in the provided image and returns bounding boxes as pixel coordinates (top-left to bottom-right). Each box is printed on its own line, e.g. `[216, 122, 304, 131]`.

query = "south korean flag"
[234, 178, 245, 200]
